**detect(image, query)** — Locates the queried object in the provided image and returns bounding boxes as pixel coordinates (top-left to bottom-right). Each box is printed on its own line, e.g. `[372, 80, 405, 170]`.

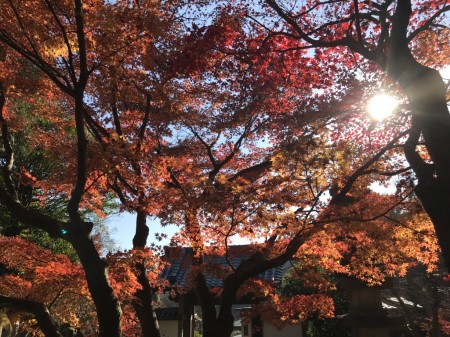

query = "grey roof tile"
[161, 246, 286, 288]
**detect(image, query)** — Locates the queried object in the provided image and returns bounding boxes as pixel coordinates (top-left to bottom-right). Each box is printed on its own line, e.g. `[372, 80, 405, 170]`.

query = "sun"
[367, 94, 398, 121]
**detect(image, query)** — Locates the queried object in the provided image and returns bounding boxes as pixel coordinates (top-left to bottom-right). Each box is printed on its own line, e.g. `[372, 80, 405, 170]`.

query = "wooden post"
[178, 294, 194, 337]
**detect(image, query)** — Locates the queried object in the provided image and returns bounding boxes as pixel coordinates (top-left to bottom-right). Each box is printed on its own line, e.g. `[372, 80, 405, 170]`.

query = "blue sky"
[107, 213, 177, 250]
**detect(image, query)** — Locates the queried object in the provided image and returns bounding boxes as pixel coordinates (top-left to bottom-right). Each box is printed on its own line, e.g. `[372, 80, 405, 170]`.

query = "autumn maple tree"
[0, 236, 90, 337]
[133, 3, 444, 336]
[214, 0, 450, 268]
[159, 94, 441, 337]
[0, 0, 179, 336]
[0, 1, 448, 337]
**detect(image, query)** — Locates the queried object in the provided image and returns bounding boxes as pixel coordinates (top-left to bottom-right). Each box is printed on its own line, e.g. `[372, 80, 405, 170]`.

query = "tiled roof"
[155, 307, 179, 321]
[160, 246, 287, 288]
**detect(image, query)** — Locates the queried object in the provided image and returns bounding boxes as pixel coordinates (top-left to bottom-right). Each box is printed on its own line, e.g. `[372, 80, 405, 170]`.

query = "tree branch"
[0, 186, 66, 238]
[0, 30, 73, 95]
[0, 295, 63, 337]
[0, 82, 16, 196]
[331, 130, 409, 204]
[74, 0, 88, 87]
[404, 117, 434, 184]
[408, 5, 450, 42]
[390, 0, 412, 46]
[265, 0, 354, 48]
[229, 160, 272, 182]
[43, 0, 77, 83]
[353, 0, 363, 42]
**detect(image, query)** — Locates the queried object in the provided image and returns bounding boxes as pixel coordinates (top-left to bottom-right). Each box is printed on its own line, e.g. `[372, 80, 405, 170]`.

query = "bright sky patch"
[367, 94, 398, 121]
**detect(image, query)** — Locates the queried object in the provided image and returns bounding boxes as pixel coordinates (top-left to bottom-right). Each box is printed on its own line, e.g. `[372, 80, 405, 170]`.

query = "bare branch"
[229, 160, 272, 182]
[265, 0, 351, 47]
[137, 93, 152, 147]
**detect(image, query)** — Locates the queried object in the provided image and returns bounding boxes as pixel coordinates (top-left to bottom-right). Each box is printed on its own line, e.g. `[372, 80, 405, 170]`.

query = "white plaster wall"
[262, 322, 303, 337]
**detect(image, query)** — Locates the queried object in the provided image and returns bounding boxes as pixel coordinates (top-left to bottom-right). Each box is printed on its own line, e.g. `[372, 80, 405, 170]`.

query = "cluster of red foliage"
[0, 0, 448, 337]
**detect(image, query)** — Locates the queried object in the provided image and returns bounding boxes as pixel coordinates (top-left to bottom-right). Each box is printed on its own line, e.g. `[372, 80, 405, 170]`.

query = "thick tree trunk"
[68, 229, 122, 337]
[213, 308, 236, 337]
[131, 211, 161, 337]
[131, 263, 161, 337]
[193, 272, 235, 337]
[191, 262, 219, 337]
[0, 3, 122, 336]
[209, 275, 242, 337]
[184, 208, 235, 337]
[266, 0, 450, 270]
[192, 227, 308, 337]
[0, 90, 122, 336]
[400, 64, 450, 269]
[202, 318, 235, 337]
[198, 242, 305, 337]
[199, 306, 234, 337]
[399, 68, 450, 271]
[67, 90, 123, 337]
[412, 181, 450, 270]
[383, 0, 450, 271]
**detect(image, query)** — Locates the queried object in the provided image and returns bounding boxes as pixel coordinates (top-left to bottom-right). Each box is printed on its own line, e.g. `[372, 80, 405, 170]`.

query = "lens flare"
[368, 94, 398, 121]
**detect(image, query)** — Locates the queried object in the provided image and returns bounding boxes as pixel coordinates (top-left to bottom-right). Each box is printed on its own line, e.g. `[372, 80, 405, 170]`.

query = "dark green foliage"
[0, 96, 117, 258]
[19, 228, 78, 261]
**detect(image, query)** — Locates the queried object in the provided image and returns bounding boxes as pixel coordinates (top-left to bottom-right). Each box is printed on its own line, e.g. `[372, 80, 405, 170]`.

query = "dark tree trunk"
[213, 309, 236, 337]
[66, 88, 123, 337]
[131, 263, 161, 337]
[196, 238, 306, 337]
[199, 305, 235, 337]
[194, 274, 235, 337]
[192, 260, 220, 337]
[210, 276, 240, 337]
[131, 211, 161, 337]
[0, 295, 63, 337]
[0, 80, 122, 336]
[265, 0, 450, 270]
[68, 228, 122, 337]
[400, 65, 450, 270]
[384, 0, 450, 271]
[185, 208, 235, 337]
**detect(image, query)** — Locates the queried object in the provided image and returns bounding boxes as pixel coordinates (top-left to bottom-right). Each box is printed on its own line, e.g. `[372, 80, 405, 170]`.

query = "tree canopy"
[0, 0, 449, 336]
